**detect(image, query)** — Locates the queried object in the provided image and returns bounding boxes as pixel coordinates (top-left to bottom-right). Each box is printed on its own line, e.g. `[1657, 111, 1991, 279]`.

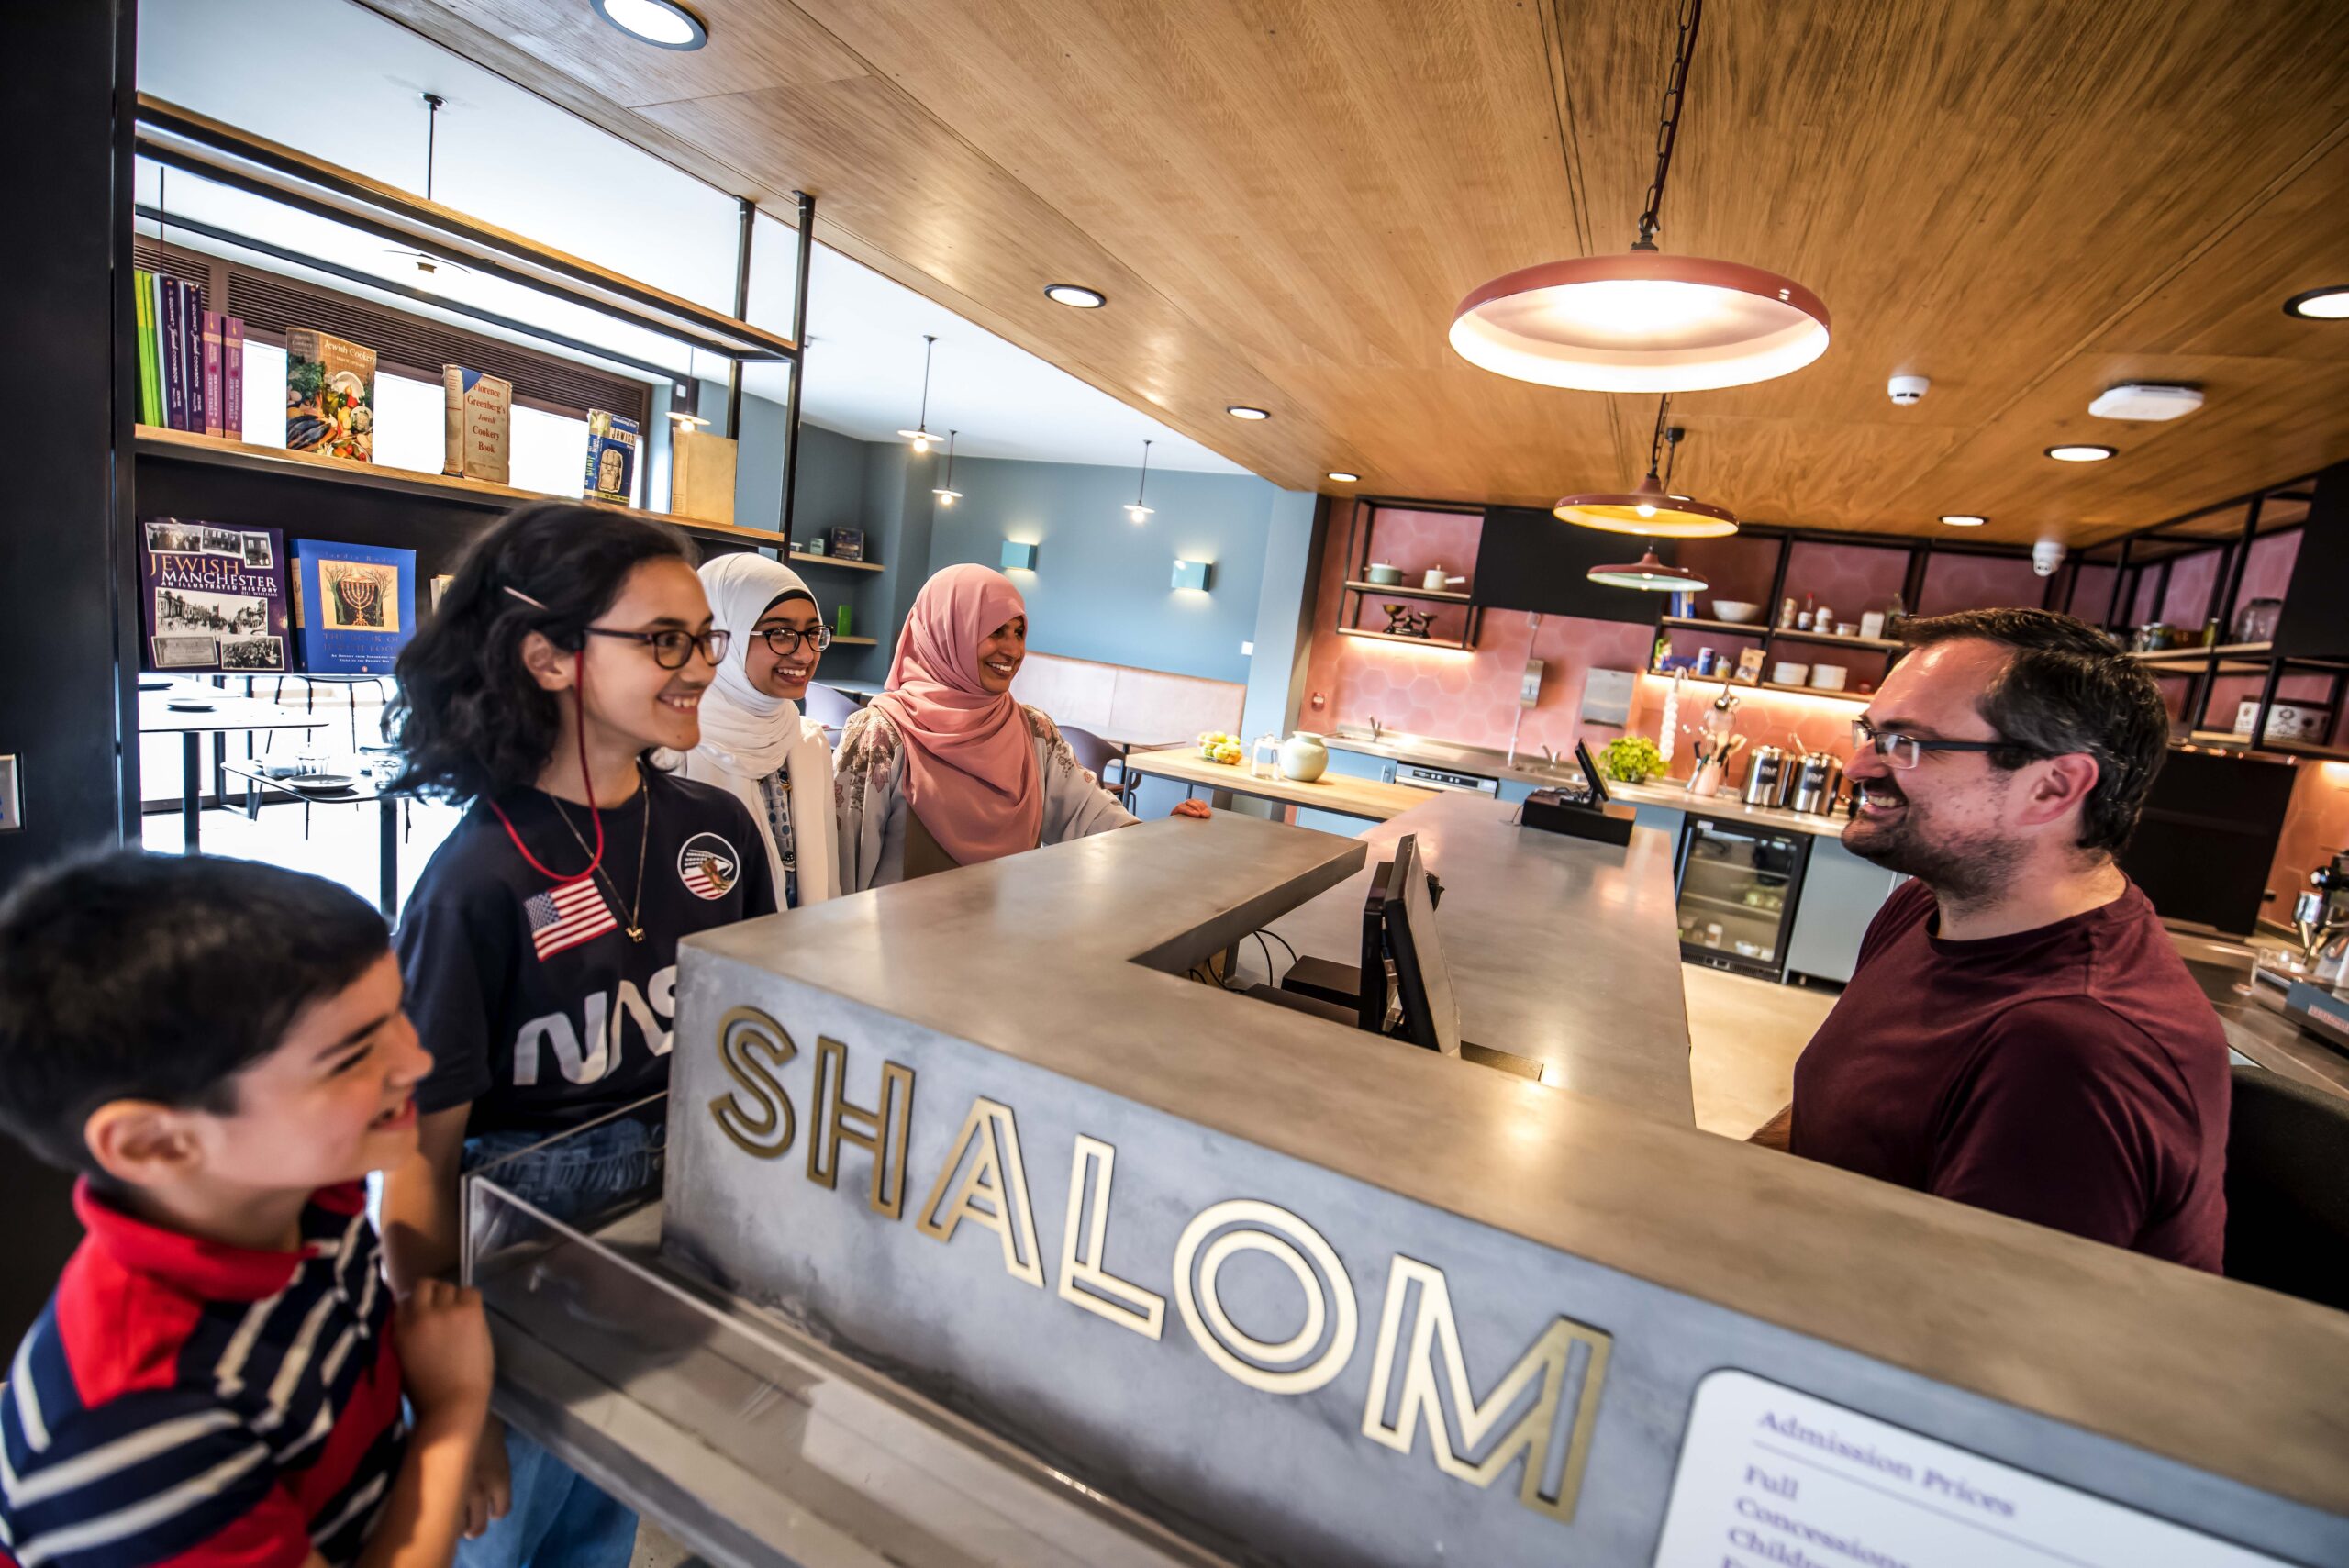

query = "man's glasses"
[1851, 717, 2043, 771]
[752, 623, 833, 657]
[584, 626, 730, 670]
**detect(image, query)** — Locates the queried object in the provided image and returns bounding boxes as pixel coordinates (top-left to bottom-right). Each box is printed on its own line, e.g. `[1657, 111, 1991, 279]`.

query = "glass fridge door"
[1676, 817, 1811, 979]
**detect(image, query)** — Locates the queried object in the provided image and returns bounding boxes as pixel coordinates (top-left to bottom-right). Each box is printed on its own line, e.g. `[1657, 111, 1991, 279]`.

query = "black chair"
[1059, 724, 1130, 804]
[2222, 1064, 2349, 1311]
[803, 682, 862, 742]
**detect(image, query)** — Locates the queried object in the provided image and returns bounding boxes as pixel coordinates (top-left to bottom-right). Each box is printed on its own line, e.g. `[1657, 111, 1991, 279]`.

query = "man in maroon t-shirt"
[1751, 608, 2231, 1271]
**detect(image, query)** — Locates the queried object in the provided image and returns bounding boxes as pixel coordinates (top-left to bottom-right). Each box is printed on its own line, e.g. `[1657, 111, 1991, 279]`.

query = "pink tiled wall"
[1915, 553, 2045, 617]
[2268, 763, 2349, 922]
[1783, 540, 1907, 621]
[2238, 530, 2301, 607]
[2069, 562, 2119, 627]
[1300, 505, 1654, 754]
[2158, 549, 2224, 629]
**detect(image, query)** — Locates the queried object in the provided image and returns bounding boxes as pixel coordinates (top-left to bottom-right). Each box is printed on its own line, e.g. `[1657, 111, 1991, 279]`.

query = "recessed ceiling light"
[1326, 471, 1360, 484]
[2283, 285, 2349, 320]
[1939, 514, 1987, 527]
[1044, 284, 1106, 308]
[589, 0, 707, 50]
[1226, 406, 1270, 420]
[2044, 444, 2116, 462]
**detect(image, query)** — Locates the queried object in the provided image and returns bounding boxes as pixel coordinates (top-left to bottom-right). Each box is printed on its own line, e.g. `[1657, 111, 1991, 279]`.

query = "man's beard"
[1841, 775, 2024, 906]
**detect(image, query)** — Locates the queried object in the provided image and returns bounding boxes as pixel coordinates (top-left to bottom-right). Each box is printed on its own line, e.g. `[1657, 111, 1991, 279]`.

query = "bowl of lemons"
[1197, 730, 1244, 765]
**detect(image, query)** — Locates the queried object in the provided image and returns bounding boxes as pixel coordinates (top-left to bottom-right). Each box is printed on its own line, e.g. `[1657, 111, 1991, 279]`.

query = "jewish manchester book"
[582, 408, 640, 503]
[139, 519, 289, 673]
[291, 539, 416, 674]
[441, 365, 513, 484]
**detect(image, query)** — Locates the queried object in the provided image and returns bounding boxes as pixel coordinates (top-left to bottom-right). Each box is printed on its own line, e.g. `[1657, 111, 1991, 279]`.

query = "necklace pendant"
[626, 925, 646, 942]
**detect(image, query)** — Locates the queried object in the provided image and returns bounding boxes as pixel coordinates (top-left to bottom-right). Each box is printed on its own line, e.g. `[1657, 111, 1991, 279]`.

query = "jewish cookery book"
[285, 328, 377, 462]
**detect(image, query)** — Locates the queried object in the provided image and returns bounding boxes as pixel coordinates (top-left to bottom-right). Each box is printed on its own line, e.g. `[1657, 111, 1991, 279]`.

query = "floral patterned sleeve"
[1027, 706, 1141, 844]
[832, 706, 906, 892]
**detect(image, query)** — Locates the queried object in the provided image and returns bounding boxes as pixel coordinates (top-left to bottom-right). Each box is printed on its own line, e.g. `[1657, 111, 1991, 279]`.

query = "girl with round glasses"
[670, 552, 841, 908]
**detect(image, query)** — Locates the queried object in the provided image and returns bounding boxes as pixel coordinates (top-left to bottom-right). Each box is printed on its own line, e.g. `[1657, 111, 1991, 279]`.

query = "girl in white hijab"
[670, 552, 841, 906]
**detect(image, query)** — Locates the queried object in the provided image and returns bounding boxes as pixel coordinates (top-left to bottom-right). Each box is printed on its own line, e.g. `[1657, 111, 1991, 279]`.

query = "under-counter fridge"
[1675, 814, 1813, 981]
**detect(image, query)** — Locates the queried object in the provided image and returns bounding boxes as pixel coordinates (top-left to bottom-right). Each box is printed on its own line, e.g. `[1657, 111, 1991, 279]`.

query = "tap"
[1540, 745, 1557, 767]
[1368, 717, 1385, 741]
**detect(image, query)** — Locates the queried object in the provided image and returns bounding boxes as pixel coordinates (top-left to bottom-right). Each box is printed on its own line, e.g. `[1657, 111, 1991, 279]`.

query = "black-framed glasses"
[584, 626, 730, 670]
[1851, 717, 2044, 771]
[753, 622, 832, 656]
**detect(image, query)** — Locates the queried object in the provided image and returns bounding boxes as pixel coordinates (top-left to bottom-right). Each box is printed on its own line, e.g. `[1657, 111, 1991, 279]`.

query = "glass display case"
[1674, 815, 1813, 981]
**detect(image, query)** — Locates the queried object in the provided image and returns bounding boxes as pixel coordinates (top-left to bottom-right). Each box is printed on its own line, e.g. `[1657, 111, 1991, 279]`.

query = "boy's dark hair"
[389, 502, 696, 803]
[1897, 606, 2171, 856]
[0, 851, 390, 1175]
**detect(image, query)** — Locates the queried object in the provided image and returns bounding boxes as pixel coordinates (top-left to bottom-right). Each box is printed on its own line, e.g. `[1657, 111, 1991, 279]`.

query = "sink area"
[1327, 723, 1589, 785]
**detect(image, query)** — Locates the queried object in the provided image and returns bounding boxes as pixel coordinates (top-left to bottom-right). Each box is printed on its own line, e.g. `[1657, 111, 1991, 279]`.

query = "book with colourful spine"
[201, 310, 224, 438]
[222, 317, 244, 439]
[133, 271, 160, 425]
[290, 539, 416, 673]
[139, 519, 289, 673]
[182, 280, 207, 436]
[160, 276, 188, 431]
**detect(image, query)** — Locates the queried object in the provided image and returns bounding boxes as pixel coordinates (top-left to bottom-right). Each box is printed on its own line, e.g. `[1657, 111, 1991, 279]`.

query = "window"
[237, 341, 629, 504]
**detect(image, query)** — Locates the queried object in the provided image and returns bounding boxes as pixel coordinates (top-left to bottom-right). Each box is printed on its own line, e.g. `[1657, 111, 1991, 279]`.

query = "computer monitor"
[1381, 835, 1463, 1057]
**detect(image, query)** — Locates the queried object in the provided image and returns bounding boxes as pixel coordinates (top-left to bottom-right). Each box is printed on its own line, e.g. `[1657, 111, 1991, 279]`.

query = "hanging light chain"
[1136, 438, 1152, 505]
[1663, 423, 1686, 491]
[1633, 0, 1704, 251]
[917, 333, 937, 432]
[1645, 393, 1674, 476]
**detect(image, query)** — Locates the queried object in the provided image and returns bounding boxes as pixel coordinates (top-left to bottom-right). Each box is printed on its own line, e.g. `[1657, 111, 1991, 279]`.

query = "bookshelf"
[788, 550, 884, 574]
[134, 427, 782, 551]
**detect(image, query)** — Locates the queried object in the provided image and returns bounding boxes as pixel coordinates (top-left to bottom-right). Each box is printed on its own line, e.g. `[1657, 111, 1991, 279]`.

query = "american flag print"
[526, 877, 617, 960]
[677, 832, 740, 900]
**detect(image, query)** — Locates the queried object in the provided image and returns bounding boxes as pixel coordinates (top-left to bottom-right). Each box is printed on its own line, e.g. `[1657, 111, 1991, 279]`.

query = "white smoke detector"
[2088, 384, 2203, 421]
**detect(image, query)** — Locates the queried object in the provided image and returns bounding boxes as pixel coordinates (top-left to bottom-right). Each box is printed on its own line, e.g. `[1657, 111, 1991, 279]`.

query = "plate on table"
[138, 678, 170, 691]
[165, 699, 216, 712]
[284, 773, 356, 795]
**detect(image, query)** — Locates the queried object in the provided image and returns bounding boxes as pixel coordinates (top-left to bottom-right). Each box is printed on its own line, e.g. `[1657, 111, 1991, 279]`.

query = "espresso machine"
[2288, 850, 2349, 981]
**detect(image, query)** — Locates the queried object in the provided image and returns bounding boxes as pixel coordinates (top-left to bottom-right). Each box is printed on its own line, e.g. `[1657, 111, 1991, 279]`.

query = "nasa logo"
[678, 831, 740, 900]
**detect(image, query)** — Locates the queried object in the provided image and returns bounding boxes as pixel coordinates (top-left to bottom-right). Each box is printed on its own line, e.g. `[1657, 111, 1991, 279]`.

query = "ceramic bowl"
[1712, 600, 1763, 624]
[1810, 664, 1849, 691]
[1772, 662, 1810, 686]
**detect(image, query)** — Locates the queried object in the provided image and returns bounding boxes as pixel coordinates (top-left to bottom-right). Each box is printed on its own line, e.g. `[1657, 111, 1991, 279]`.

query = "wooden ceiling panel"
[358, 0, 2349, 540]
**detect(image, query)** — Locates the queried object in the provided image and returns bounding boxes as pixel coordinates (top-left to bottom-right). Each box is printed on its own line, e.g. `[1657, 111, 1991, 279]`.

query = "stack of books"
[134, 269, 243, 439]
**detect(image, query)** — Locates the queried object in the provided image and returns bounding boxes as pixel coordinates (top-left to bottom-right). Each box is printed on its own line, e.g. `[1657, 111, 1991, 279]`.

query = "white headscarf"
[698, 553, 819, 774]
[676, 551, 840, 906]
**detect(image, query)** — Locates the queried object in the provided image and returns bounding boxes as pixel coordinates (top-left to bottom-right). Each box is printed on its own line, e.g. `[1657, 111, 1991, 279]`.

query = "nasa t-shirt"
[399, 767, 777, 1136]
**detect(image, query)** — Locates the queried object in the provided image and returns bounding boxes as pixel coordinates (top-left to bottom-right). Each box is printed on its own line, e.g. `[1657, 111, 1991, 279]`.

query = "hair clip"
[503, 585, 548, 609]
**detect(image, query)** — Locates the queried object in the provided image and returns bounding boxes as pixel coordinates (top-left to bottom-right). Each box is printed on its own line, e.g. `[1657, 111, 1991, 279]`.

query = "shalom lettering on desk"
[706, 1005, 1613, 1528]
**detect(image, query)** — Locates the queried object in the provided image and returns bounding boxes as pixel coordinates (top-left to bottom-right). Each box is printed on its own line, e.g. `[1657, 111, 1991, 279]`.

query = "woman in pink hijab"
[833, 563, 1207, 889]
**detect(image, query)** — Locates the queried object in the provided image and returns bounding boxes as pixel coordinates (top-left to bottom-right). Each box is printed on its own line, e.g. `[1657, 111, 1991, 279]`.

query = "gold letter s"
[709, 1006, 796, 1159]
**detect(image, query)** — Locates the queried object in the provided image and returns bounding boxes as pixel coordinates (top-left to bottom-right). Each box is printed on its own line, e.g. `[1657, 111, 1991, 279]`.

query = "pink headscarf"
[869, 564, 1042, 866]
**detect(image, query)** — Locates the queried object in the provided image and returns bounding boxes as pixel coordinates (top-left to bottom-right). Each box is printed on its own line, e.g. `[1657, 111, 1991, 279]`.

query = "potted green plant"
[1598, 735, 1665, 784]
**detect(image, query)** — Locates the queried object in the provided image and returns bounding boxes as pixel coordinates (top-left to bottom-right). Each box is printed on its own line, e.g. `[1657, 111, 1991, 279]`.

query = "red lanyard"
[485, 648, 605, 884]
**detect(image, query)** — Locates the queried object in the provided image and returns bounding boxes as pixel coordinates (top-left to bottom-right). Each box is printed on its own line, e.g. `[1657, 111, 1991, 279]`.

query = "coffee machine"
[2289, 850, 2349, 980]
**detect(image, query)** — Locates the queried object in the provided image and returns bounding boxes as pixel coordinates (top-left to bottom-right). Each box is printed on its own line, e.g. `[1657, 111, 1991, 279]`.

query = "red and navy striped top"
[0, 1183, 406, 1568]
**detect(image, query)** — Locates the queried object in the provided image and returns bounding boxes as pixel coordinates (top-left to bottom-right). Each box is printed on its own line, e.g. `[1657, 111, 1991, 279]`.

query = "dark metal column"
[2214, 495, 2265, 644]
[780, 191, 816, 539]
[724, 195, 753, 438]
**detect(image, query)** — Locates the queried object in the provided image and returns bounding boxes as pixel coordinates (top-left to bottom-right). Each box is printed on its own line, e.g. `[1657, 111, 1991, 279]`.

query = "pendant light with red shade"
[1450, 0, 1829, 394]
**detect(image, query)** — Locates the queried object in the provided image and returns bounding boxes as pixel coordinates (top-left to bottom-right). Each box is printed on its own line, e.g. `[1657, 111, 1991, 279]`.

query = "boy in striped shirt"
[0, 853, 492, 1568]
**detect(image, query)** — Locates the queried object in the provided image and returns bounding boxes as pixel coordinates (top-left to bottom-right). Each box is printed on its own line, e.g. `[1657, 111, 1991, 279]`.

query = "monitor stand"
[1270, 961, 1547, 1083]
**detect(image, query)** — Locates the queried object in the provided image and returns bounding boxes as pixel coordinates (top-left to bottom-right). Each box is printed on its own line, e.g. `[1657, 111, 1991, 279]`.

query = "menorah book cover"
[290, 539, 417, 674]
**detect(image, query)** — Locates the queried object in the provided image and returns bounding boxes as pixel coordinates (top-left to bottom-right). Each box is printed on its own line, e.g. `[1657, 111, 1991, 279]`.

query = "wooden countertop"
[1125, 747, 1436, 820]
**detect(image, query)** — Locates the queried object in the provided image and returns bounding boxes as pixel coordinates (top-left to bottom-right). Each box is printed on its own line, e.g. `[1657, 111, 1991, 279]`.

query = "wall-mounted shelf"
[830, 635, 879, 648]
[1661, 615, 1767, 636]
[1770, 627, 1902, 652]
[1343, 579, 1474, 605]
[1757, 680, 1866, 703]
[133, 427, 776, 550]
[1338, 626, 1473, 651]
[789, 550, 884, 574]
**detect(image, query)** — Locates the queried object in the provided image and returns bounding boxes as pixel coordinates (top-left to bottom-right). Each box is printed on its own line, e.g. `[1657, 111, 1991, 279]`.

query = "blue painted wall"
[921, 454, 1279, 685]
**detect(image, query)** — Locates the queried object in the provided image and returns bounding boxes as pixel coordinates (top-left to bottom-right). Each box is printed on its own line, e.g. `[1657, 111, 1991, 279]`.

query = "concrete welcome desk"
[465, 801, 2349, 1568]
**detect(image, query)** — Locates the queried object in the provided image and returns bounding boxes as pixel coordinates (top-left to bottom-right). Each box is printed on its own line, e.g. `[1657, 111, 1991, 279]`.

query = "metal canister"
[1790, 752, 1842, 814]
[1743, 745, 1787, 806]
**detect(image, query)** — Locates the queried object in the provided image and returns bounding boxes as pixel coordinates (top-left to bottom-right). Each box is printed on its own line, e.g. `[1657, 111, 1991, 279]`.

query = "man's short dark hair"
[0, 852, 389, 1174]
[1897, 607, 2171, 856]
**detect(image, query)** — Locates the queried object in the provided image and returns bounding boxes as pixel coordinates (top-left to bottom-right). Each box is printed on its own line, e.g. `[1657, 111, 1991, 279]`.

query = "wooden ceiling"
[358, 0, 2349, 545]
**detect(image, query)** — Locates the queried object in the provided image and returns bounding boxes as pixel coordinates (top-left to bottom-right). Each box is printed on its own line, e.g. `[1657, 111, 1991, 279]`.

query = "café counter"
[465, 801, 2349, 1568]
